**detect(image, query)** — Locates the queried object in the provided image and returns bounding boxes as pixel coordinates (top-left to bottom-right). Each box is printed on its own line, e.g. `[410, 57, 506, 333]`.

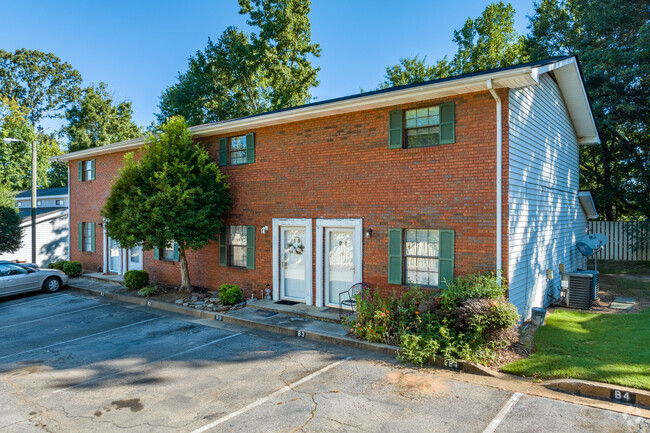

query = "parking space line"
[190, 356, 351, 433]
[482, 392, 522, 433]
[0, 293, 69, 311]
[0, 317, 161, 361]
[52, 332, 242, 394]
[0, 304, 107, 330]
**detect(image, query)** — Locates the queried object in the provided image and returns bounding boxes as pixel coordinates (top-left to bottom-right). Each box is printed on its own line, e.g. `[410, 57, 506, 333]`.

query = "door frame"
[315, 218, 363, 308]
[128, 245, 144, 271]
[272, 218, 313, 305]
[102, 221, 126, 275]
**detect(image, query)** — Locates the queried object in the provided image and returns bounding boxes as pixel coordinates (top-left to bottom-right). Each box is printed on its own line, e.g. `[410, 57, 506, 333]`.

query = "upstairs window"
[37, 200, 42, 206]
[388, 102, 455, 149]
[78, 159, 95, 181]
[230, 136, 247, 166]
[405, 107, 440, 148]
[55, 199, 64, 205]
[219, 133, 255, 166]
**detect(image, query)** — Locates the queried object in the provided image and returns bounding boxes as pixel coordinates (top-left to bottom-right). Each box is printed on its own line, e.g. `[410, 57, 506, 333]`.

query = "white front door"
[108, 237, 121, 274]
[129, 245, 143, 271]
[280, 226, 308, 301]
[324, 228, 356, 306]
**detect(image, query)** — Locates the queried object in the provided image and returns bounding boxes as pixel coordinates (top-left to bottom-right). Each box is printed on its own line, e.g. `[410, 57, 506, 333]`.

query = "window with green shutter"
[78, 159, 96, 181]
[219, 227, 227, 266]
[402, 102, 455, 148]
[79, 222, 95, 252]
[219, 133, 256, 166]
[389, 228, 455, 288]
[219, 225, 255, 269]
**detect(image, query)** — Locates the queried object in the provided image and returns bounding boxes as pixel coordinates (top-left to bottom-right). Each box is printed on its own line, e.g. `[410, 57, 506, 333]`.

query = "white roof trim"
[578, 191, 599, 220]
[20, 209, 69, 227]
[52, 56, 599, 163]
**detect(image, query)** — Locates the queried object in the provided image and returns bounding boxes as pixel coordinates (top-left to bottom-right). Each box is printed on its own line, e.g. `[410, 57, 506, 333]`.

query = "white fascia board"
[578, 191, 599, 219]
[532, 57, 600, 146]
[51, 67, 535, 163]
[20, 209, 69, 227]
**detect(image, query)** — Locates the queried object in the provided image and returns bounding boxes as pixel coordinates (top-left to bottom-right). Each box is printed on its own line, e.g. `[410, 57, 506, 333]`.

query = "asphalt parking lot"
[0, 291, 647, 433]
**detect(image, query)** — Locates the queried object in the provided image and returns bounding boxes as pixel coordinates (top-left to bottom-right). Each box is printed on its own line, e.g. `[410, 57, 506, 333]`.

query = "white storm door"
[280, 227, 308, 301]
[108, 238, 121, 274]
[129, 245, 143, 271]
[324, 228, 356, 307]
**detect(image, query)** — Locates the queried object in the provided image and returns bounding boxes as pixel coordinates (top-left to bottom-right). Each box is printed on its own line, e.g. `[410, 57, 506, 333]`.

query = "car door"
[1, 263, 39, 294]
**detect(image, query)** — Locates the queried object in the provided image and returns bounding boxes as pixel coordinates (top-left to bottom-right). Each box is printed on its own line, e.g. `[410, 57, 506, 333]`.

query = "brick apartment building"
[53, 56, 599, 317]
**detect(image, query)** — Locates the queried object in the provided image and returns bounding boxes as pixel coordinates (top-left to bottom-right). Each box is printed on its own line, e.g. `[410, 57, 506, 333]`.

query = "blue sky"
[1, 0, 535, 131]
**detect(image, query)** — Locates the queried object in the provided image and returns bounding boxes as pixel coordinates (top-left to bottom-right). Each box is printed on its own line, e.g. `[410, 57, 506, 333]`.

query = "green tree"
[0, 49, 82, 126]
[379, 56, 453, 88]
[0, 184, 21, 254]
[380, 2, 528, 87]
[102, 117, 231, 292]
[158, 0, 321, 125]
[0, 98, 66, 190]
[63, 82, 141, 153]
[527, 0, 649, 220]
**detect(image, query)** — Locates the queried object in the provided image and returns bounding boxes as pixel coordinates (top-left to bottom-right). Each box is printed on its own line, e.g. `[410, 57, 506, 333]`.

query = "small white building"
[1, 187, 69, 267]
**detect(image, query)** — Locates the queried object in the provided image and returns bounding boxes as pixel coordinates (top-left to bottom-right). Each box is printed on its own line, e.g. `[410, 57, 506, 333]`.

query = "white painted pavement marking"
[0, 293, 70, 311]
[52, 332, 242, 394]
[0, 317, 161, 361]
[190, 356, 352, 433]
[482, 392, 523, 433]
[0, 304, 107, 330]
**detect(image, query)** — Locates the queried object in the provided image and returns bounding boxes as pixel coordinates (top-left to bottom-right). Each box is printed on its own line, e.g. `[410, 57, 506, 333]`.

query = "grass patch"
[592, 260, 650, 275]
[503, 308, 650, 390]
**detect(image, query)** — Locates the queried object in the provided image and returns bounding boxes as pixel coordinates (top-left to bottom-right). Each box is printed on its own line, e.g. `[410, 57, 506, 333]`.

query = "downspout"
[487, 79, 502, 285]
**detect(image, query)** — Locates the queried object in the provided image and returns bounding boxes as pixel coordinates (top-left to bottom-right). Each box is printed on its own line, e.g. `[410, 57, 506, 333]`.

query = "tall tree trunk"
[178, 244, 191, 293]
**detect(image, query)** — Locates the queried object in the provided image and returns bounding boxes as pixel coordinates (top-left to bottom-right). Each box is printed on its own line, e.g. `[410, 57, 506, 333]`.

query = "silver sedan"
[0, 261, 69, 298]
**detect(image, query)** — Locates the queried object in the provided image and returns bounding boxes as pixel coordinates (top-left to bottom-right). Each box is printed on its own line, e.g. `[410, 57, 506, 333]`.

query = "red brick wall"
[69, 89, 510, 299]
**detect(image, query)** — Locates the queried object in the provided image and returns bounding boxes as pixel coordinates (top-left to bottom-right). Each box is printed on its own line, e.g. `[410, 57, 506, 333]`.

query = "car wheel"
[43, 276, 62, 293]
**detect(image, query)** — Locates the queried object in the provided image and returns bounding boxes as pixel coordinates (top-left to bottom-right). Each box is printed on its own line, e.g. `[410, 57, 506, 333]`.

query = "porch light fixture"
[365, 228, 373, 238]
[260, 226, 268, 235]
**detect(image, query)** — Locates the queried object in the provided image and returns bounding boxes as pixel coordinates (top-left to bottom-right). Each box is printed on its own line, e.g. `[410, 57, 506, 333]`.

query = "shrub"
[219, 284, 243, 305]
[398, 334, 439, 367]
[124, 270, 149, 291]
[62, 261, 82, 277]
[138, 284, 158, 297]
[47, 261, 67, 271]
[440, 273, 506, 311]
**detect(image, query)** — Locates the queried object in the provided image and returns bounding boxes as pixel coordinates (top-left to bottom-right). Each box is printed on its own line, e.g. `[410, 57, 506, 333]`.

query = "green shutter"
[439, 102, 455, 144]
[246, 226, 255, 269]
[89, 222, 95, 253]
[219, 138, 227, 166]
[388, 229, 403, 284]
[246, 133, 255, 164]
[78, 161, 83, 181]
[219, 226, 227, 266]
[78, 222, 83, 251]
[388, 109, 403, 149]
[438, 230, 455, 289]
[153, 247, 160, 260]
[90, 159, 96, 180]
[173, 242, 179, 262]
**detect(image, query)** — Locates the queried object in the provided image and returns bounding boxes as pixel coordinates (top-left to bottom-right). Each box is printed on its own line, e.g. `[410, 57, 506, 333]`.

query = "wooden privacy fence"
[588, 221, 649, 261]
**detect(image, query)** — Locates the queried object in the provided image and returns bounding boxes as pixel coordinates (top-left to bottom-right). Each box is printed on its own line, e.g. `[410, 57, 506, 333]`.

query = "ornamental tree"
[0, 184, 21, 254]
[102, 117, 231, 292]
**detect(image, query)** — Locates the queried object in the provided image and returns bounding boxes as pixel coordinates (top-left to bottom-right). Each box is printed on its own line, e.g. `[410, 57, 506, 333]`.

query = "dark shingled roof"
[18, 207, 67, 222]
[15, 187, 68, 198]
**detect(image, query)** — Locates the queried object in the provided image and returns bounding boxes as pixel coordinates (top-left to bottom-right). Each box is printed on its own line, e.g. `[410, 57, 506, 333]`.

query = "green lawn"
[503, 308, 650, 390]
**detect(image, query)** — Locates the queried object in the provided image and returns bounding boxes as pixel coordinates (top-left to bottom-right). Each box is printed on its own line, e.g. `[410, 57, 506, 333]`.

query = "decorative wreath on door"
[287, 236, 305, 255]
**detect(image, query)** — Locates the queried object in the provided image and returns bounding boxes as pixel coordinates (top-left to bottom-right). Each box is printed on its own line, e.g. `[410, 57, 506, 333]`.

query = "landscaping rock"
[175, 299, 183, 305]
[217, 305, 230, 312]
[209, 297, 219, 303]
[234, 301, 246, 308]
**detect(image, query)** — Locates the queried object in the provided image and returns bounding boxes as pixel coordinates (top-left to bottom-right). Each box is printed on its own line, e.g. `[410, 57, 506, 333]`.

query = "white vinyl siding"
[508, 74, 587, 317]
[0, 212, 69, 267]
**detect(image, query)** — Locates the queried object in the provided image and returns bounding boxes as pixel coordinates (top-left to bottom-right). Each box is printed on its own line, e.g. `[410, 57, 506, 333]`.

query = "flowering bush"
[343, 274, 519, 366]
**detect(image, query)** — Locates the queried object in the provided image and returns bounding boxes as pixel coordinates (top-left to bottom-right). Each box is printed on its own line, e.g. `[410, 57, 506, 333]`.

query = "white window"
[83, 223, 93, 252]
[83, 160, 94, 181]
[16, 202, 21, 207]
[162, 243, 175, 261]
[404, 229, 440, 287]
[405, 106, 440, 148]
[230, 136, 247, 166]
[229, 226, 247, 267]
[37, 200, 42, 206]
[56, 199, 64, 205]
